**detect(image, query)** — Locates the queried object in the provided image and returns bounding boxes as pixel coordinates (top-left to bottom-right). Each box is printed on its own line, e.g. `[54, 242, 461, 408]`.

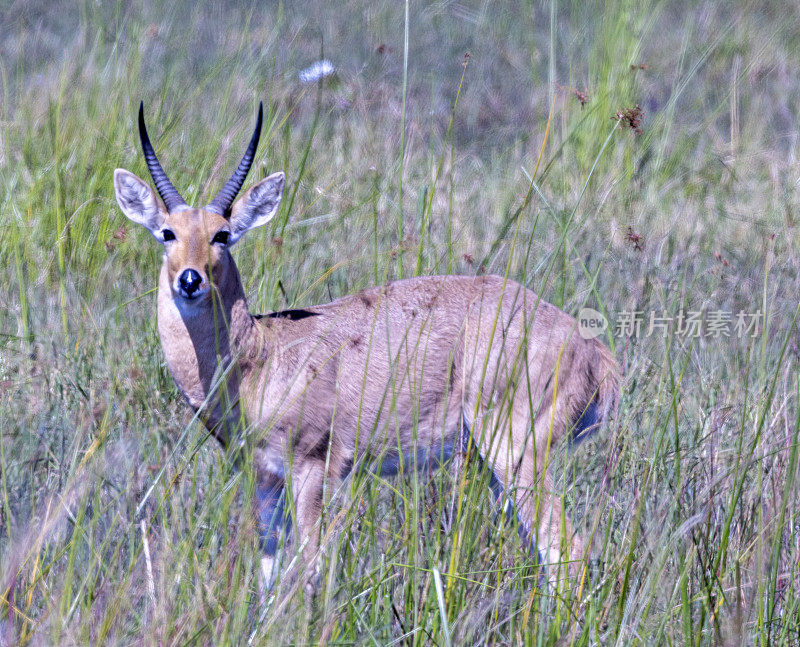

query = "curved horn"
[138, 102, 188, 213]
[206, 102, 263, 216]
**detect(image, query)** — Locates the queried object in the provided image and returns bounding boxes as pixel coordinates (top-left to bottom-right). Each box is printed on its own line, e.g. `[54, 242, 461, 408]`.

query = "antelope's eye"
[162, 229, 176, 242]
[212, 230, 230, 245]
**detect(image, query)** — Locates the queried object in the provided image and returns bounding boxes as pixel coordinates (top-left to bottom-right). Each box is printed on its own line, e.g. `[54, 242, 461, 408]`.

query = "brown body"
[114, 105, 618, 588]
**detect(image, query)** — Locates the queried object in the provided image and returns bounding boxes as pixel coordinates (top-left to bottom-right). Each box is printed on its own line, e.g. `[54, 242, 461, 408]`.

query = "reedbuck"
[114, 102, 619, 588]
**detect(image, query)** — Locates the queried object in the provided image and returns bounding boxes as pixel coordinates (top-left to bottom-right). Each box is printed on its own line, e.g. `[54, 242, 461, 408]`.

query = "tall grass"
[1, 0, 799, 644]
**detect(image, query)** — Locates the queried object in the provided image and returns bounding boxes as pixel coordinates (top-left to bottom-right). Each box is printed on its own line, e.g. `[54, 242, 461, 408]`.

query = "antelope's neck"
[156, 262, 263, 443]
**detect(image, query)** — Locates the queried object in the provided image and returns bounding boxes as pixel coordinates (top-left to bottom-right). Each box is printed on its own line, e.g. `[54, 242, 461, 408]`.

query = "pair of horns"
[138, 101, 263, 216]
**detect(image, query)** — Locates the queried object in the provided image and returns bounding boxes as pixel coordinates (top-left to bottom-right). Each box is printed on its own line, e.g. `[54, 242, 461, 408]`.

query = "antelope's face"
[156, 207, 234, 302]
[113, 102, 284, 305]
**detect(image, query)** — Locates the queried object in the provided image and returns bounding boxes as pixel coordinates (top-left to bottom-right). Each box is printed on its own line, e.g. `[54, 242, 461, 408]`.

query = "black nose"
[178, 269, 202, 297]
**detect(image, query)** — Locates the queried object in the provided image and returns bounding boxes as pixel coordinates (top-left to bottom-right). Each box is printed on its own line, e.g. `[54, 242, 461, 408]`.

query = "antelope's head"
[114, 102, 284, 306]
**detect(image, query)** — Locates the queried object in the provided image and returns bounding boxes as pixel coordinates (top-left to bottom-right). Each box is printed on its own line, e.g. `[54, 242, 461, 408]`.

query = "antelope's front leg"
[255, 471, 287, 590]
[289, 458, 326, 587]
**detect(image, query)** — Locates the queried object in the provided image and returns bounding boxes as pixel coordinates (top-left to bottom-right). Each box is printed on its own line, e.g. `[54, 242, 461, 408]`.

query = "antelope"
[114, 102, 619, 589]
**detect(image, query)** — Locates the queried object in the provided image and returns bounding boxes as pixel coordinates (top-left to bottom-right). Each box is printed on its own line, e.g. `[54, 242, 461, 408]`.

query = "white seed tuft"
[298, 59, 335, 84]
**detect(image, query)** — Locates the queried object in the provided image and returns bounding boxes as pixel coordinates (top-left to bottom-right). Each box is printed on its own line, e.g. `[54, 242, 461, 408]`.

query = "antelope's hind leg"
[472, 402, 585, 583]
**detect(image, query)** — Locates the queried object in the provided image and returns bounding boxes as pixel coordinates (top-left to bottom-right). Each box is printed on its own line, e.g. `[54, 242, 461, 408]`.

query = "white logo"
[578, 307, 607, 340]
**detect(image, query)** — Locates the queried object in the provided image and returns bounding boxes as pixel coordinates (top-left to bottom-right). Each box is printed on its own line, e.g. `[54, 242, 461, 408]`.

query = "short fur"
[115, 154, 618, 589]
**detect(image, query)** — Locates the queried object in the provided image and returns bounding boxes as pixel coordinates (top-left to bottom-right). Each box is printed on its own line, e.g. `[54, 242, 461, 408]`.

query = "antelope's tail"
[571, 340, 620, 442]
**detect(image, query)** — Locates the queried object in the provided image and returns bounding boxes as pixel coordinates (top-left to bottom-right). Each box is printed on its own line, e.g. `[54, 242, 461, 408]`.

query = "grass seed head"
[615, 104, 644, 134]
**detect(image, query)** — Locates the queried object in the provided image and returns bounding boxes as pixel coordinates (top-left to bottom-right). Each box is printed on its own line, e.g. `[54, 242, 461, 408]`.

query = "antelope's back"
[249, 275, 616, 453]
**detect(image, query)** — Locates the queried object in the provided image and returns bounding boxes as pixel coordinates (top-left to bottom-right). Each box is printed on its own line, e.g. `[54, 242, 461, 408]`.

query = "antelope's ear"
[113, 168, 166, 235]
[228, 172, 285, 244]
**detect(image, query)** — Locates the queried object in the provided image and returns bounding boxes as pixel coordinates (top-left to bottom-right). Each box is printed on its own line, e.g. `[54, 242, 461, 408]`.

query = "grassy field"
[2, 0, 800, 644]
